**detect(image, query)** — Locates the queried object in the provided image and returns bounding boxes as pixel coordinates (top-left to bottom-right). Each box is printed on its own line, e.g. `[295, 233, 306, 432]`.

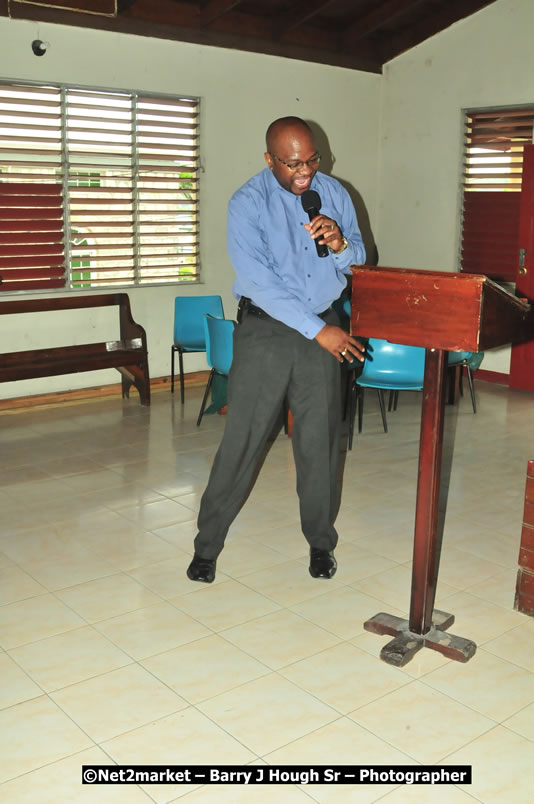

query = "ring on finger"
[341, 349, 347, 356]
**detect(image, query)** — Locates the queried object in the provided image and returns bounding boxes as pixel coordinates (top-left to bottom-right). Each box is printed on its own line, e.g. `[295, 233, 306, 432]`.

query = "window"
[460, 108, 534, 283]
[0, 81, 200, 292]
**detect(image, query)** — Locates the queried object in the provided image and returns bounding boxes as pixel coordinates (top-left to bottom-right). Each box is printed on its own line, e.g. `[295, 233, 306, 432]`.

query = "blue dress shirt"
[227, 168, 366, 339]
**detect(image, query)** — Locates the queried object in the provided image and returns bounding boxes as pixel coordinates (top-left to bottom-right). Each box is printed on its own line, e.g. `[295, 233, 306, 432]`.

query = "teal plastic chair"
[447, 351, 485, 413]
[171, 295, 224, 402]
[349, 338, 426, 447]
[196, 315, 236, 427]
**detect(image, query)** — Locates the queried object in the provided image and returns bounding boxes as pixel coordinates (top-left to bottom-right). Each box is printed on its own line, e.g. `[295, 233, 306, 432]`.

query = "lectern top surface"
[350, 265, 532, 352]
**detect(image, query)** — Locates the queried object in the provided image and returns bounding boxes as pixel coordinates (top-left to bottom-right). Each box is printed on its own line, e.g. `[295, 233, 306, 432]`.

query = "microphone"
[301, 190, 329, 258]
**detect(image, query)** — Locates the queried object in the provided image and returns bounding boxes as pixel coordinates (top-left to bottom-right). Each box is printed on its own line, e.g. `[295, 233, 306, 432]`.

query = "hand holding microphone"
[301, 190, 346, 257]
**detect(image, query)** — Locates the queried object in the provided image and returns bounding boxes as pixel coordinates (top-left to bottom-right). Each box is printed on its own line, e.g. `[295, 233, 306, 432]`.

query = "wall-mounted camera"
[32, 40, 50, 57]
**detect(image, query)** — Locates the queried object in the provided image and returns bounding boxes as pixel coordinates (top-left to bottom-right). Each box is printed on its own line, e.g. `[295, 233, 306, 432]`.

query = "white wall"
[0, 17, 380, 399]
[378, 0, 534, 373]
[3, 0, 530, 394]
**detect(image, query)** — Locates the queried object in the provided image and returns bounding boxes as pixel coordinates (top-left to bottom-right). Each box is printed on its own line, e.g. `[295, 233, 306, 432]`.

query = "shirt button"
[307, 274, 311, 278]
[304, 246, 308, 251]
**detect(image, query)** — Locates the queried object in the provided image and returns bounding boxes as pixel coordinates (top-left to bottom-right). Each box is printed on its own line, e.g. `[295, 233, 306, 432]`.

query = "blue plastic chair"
[171, 295, 224, 402]
[348, 338, 426, 447]
[447, 351, 485, 413]
[196, 315, 236, 427]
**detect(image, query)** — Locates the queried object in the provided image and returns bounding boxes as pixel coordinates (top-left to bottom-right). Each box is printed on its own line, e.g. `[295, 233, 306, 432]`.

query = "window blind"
[460, 109, 534, 283]
[0, 81, 200, 292]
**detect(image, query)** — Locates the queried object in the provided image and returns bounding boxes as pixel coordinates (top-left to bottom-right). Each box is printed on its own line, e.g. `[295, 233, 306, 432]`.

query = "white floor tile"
[1, 383, 533, 797]
[0, 594, 85, 650]
[290, 585, 406, 640]
[265, 717, 415, 802]
[483, 618, 534, 672]
[54, 572, 162, 622]
[443, 725, 534, 803]
[197, 674, 340, 756]
[0, 652, 43, 709]
[0, 746, 154, 803]
[51, 663, 188, 742]
[93, 602, 212, 660]
[141, 634, 270, 703]
[422, 647, 534, 721]
[349, 680, 495, 764]
[0, 565, 47, 604]
[0, 696, 93, 783]
[221, 609, 341, 669]
[170, 579, 281, 631]
[280, 642, 411, 713]
[102, 708, 256, 803]
[238, 559, 345, 606]
[8, 625, 133, 692]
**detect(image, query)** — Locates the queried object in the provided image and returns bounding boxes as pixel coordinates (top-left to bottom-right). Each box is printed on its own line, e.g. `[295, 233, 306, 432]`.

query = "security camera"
[31, 40, 49, 57]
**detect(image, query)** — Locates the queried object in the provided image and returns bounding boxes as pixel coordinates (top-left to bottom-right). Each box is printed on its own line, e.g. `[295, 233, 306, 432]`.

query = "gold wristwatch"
[330, 236, 348, 255]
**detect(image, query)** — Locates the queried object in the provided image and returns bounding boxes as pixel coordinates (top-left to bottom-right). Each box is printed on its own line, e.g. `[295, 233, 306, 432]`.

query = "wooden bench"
[0, 293, 150, 405]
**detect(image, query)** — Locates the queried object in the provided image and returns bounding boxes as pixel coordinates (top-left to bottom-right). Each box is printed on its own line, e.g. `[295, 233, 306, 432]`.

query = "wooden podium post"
[350, 266, 533, 667]
[515, 460, 534, 616]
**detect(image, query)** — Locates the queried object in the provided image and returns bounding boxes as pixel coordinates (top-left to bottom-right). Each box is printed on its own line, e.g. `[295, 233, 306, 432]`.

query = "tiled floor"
[0, 380, 533, 802]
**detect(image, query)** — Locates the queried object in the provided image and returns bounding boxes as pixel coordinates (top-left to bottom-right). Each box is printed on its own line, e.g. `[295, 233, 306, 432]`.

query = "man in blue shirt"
[187, 116, 366, 584]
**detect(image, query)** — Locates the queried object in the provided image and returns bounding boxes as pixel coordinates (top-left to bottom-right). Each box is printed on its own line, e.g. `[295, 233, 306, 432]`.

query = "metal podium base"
[364, 610, 477, 667]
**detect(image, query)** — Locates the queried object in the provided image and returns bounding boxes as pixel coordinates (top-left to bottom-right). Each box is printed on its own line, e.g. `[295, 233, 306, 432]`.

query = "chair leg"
[357, 386, 364, 434]
[282, 395, 289, 435]
[178, 350, 185, 404]
[466, 367, 477, 413]
[377, 390, 388, 433]
[170, 346, 175, 393]
[388, 390, 399, 411]
[348, 382, 357, 449]
[197, 369, 214, 427]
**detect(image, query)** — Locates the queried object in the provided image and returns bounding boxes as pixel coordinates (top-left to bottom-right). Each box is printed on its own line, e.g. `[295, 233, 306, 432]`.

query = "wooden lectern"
[350, 266, 533, 667]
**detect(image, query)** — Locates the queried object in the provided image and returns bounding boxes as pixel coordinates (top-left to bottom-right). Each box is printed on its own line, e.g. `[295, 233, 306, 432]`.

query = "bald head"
[265, 117, 313, 153]
[264, 117, 319, 195]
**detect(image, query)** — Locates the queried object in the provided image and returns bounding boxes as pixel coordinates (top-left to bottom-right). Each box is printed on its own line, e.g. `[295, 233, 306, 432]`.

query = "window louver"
[0, 82, 200, 292]
[460, 109, 534, 283]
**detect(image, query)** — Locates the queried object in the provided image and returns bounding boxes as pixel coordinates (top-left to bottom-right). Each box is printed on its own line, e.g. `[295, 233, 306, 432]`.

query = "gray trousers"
[193, 308, 343, 560]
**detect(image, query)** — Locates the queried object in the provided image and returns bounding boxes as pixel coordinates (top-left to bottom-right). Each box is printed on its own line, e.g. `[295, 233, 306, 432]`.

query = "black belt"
[238, 297, 330, 323]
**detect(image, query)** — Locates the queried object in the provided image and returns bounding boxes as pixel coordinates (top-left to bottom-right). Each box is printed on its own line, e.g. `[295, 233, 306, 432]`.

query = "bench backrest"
[0, 293, 129, 315]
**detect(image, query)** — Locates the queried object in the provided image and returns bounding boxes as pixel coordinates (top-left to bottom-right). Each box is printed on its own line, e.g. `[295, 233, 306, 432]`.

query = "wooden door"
[510, 144, 534, 391]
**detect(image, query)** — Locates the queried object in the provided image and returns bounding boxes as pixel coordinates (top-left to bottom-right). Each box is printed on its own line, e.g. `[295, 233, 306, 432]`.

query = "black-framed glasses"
[268, 152, 321, 171]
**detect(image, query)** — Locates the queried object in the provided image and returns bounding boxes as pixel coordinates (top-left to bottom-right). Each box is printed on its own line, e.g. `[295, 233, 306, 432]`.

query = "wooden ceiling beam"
[124, 0, 199, 27]
[117, 0, 138, 12]
[199, 0, 243, 27]
[273, 0, 337, 38]
[344, 0, 426, 43]
[379, 0, 498, 63]
[6, 0, 499, 73]
[3, 0, 382, 72]
[9, 0, 117, 14]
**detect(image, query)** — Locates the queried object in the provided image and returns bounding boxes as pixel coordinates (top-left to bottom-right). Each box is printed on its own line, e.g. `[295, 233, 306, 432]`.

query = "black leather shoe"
[187, 554, 216, 583]
[309, 548, 337, 579]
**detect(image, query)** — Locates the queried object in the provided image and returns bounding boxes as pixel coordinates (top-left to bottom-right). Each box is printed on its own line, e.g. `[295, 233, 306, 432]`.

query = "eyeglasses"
[268, 153, 321, 171]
